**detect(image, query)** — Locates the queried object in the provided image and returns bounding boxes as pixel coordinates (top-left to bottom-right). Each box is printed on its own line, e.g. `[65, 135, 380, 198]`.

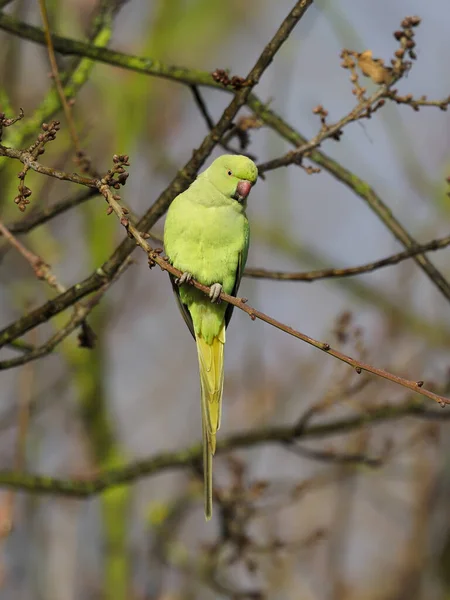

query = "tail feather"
[196, 323, 225, 520]
[203, 418, 213, 520]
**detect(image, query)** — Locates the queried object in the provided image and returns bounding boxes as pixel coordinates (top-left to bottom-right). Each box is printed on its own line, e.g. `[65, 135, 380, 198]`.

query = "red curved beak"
[235, 180, 252, 202]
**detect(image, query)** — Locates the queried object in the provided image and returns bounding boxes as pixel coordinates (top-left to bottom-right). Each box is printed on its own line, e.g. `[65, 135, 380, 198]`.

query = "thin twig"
[0, 145, 95, 186]
[38, 0, 82, 155]
[190, 85, 215, 129]
[388, 91, 450, 111]
[190, 85, 255, 158]
[284, 443, 382, 467]
[5, 339, 35, 353]
[0, 219, 65, 293]
[244, 234, 450, 281]
[257, 83, 389, 173]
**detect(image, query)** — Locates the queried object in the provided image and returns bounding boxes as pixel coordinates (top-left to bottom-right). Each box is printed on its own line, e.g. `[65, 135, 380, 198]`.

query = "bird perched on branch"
[164, 154, 258, 520]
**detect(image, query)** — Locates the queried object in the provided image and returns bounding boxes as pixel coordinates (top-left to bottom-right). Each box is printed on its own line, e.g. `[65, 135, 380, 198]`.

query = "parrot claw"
[209, 283, 223, 303]
[176, 271, 193, 285]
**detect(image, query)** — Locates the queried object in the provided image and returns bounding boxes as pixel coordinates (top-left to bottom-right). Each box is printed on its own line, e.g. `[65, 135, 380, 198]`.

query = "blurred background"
[0, 0, 450, 598]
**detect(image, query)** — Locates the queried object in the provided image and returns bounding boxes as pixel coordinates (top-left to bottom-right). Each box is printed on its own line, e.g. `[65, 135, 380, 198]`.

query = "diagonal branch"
[97, 178, 450, 408]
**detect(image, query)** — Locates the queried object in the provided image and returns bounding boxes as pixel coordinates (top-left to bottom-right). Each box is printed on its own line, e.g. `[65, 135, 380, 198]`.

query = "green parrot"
[164, 154, 258, 520]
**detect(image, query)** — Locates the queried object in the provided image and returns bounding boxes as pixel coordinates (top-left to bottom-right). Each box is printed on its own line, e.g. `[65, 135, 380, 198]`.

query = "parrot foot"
[175, 272, 193, 285]
[209, 283, 223, 303]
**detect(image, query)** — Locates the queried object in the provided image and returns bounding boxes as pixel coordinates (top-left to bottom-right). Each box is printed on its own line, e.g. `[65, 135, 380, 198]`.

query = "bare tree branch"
[0, 399, 444, 497]
[244, 234, 450, 281]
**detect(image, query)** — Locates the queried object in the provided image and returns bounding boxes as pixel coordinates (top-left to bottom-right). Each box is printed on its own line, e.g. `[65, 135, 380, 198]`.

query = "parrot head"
[206, 154, 258, 205]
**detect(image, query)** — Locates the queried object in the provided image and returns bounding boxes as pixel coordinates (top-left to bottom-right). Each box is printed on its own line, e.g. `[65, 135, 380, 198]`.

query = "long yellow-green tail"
[196, 323, 225, 520]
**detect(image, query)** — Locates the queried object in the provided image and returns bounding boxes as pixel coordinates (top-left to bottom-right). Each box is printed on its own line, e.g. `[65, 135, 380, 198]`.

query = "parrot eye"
[227, 170, 232, 176]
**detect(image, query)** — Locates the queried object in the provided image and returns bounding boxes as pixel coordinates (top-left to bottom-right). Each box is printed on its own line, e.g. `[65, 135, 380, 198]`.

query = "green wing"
[225, 217, 250, 329]
[169, 275, 195, 339]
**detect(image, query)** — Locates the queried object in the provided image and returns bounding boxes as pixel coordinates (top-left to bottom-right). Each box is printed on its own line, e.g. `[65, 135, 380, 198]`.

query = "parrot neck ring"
[233, 179, 252, 203]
